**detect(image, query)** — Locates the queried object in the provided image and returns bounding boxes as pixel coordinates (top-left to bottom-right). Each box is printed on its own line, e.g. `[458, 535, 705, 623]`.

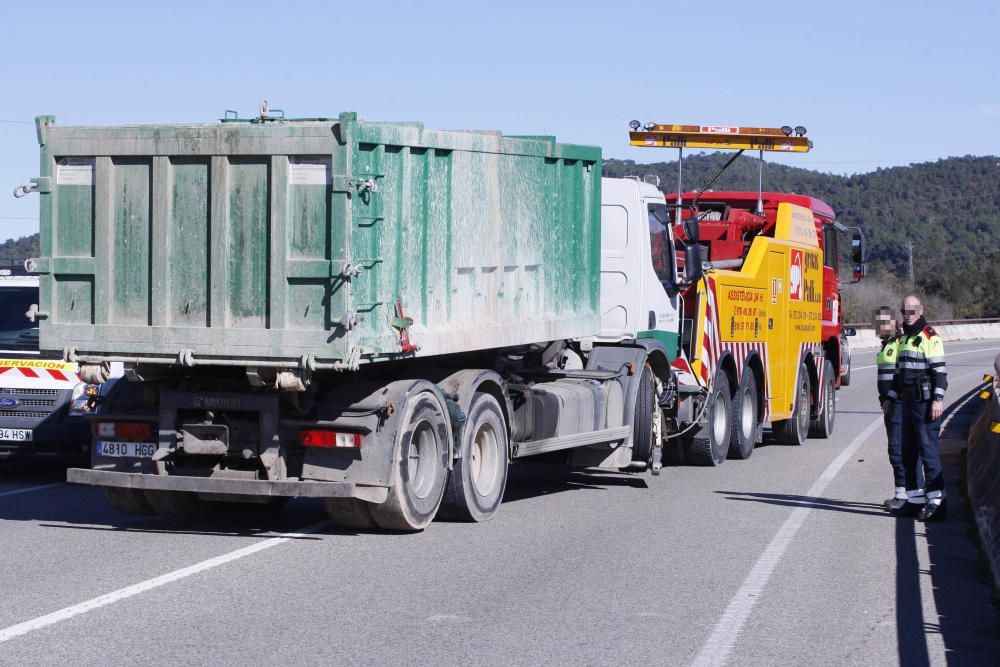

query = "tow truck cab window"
[823, 224, 840, 270]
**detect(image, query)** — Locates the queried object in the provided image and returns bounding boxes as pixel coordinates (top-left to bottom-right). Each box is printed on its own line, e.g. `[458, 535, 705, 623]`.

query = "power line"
[0, 119, 33, 125]
[0, 217, 38, 220]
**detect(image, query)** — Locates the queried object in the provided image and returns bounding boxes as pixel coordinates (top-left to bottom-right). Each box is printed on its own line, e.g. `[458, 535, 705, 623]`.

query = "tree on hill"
[0, 233, 39, 260]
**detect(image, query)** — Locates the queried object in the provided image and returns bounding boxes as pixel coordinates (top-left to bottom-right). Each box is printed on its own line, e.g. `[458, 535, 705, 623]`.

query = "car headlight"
[70, 383, 100, 415]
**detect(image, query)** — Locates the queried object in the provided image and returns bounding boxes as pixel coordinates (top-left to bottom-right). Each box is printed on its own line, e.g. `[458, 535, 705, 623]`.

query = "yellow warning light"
[991, 421, 1000, 434]
[983, 374, 994, 382]
[980, 390, 993, 400]
[629, 124, 812, 152]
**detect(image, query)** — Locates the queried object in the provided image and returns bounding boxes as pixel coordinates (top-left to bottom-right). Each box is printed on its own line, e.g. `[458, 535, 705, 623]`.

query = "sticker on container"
[289, 157, 332, 186]
[56, 157, 95, 186]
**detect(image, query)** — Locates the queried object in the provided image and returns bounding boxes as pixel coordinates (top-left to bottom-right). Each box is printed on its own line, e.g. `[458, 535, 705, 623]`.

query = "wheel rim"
[712, 389, 728, 444]
[470, 421, 501, 497]
[797, 378, 810, 437]
[406, 420, 438, 499]
[740, 385, 755, 440]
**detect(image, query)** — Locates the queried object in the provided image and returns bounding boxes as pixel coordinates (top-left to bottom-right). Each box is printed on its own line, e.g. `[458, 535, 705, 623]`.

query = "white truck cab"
[598, 178, 682, 349]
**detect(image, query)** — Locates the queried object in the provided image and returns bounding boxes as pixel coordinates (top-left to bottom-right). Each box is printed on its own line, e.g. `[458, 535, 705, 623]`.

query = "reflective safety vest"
[876, 335, 900, 401]
[894, 325, 947, 402]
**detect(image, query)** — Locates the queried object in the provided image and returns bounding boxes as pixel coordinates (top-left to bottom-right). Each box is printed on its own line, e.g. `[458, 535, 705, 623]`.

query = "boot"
[891, 501, 924, 518]
[919, 499, 947, 522]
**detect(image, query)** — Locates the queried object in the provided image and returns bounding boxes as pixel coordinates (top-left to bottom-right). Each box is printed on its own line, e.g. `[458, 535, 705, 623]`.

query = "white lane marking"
[0, 519, 331, 644]
[0, 483, 64, 499]
[690, 418, 884, 667]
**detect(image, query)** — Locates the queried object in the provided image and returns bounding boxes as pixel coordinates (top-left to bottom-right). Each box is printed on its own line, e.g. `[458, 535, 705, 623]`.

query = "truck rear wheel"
[143, 489, 206, 519]
[685, 371, 730, 466]
[369, 391, 449, 531]
[728, 370, 758, 460]
[324, 498, 376, 529]
[809, 360, 836, 439]
[103, 486, 156, 515]
[440, 393, 509, 522]
[774, 361, 810, 446]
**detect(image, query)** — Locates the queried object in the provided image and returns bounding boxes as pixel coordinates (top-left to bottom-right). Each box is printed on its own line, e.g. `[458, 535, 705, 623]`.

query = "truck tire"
[439, 393, 509, 522]
[774, 361, 810, 446]
[143, 490, 206, 519]
[840, 358, 851, 387]
[728, 370, 758, 460]
[324, 498, 376, 529]
[629, 365, 656, 466]
[369, 391, 449, 531]
[685, 371, 730, 466]
[103, 486, 156, 515]
[809, 360, 836, 439]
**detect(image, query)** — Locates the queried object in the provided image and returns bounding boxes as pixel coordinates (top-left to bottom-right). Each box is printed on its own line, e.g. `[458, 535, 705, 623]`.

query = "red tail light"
[94, 421, 154, 441]
[298, 430, 362, 448]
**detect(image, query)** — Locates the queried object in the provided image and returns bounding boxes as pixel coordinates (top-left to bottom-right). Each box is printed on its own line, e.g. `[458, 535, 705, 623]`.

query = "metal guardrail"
[845, 317, 1000, 329]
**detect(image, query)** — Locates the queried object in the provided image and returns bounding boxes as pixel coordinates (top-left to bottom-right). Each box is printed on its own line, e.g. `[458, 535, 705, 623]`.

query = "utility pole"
[906, 239, 915, 283]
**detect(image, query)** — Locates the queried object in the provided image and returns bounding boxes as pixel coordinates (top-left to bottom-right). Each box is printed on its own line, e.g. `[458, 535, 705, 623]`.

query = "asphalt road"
[2, 340, 999, 666]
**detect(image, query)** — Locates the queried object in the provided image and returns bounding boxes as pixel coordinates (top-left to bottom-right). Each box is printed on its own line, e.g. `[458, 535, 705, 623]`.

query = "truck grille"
[0, 388, 61, 396]
[0, 410, 51, 419]
[14, 399, 58, 408]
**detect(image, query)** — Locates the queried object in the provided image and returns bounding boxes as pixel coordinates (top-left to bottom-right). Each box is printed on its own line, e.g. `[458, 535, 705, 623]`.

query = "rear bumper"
[67, 468, 388, 503]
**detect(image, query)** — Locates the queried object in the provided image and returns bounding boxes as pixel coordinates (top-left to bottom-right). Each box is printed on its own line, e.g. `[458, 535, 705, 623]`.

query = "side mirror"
[851, 230, 865, 264]
[685, 244, 703, 283]
[843, 327, 857, 337]
[853, 263, 866, 280]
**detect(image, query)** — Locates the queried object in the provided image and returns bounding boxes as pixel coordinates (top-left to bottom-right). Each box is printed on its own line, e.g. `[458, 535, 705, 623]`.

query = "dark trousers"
[883, 400, 913, 489]
[901, 398, 943, 494]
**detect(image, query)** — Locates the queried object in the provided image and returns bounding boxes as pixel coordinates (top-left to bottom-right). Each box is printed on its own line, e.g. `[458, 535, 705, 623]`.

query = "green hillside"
[0, 234, 39, 260]
[605, 154, 1000, 320]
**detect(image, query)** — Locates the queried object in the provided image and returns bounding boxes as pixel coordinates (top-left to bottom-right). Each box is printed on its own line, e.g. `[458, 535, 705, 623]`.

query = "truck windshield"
[648, 204, 676, 284]
[0, 287, 39, 352]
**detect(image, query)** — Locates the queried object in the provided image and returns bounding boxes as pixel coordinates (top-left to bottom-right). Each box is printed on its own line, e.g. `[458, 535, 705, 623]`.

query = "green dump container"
[32, 112, 601, 369]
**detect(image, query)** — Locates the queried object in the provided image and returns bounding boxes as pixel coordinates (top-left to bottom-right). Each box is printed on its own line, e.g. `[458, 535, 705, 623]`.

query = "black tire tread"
[104, 486, 157, 515]
[728, 370, 757, 460]
[684, 372, 731, 466]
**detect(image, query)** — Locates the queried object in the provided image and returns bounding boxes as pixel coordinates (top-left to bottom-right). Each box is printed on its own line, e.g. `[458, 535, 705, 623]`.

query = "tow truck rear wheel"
[728, 370, 758, 460]
[809, 360, 836, 438]
[369, 391, 449, 531]
[103, 486, 156, 515]
[774, 361, 810, 446]
[685, 371, 731, 466]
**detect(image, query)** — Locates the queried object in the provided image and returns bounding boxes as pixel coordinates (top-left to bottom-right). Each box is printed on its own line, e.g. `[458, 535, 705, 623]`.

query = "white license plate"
[96, 440, 157, 458]
[0, 428, 32, 442]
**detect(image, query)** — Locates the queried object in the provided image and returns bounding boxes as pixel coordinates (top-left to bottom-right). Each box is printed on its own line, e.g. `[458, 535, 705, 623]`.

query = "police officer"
[891, 293, 948, 521]
[873, 306, 912, 511]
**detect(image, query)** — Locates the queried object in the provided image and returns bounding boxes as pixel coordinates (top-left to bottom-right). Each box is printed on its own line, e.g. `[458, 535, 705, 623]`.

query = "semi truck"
[19, 110, 859, 529]
[0, 259, 100, 460]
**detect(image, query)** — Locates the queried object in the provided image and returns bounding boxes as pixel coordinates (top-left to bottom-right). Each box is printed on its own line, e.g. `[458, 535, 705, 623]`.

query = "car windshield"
[0, 286, 39, 352]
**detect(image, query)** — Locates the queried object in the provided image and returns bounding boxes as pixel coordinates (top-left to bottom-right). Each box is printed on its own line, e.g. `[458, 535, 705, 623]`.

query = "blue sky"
[2, 0, 998, 239]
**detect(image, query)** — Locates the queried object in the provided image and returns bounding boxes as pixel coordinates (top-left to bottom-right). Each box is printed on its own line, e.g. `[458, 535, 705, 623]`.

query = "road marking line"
[0, 519, 331, 644]
[0, 483, 64, 498]
[690, 418, 884, 667]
